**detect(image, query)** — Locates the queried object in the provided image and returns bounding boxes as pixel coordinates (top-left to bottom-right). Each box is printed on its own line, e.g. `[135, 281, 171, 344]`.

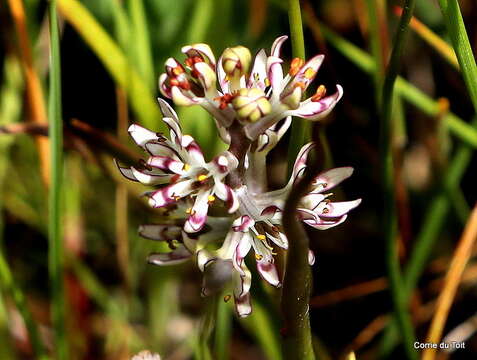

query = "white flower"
[158, 36, 343, 141]
[116, 98, 239, 233]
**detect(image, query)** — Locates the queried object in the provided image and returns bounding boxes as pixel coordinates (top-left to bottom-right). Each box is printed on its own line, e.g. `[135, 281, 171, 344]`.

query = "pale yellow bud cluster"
[232, 88, 272, 122]
[222, 46, 252, 77]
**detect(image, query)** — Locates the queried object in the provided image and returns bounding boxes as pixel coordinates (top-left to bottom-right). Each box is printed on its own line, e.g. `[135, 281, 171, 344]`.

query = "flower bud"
[232, 88, 271, 122]
[222, 46, 252, 77]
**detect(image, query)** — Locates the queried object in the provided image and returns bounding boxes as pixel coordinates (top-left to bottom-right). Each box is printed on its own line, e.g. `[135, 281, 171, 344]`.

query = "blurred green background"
[1, 0, 477, 359]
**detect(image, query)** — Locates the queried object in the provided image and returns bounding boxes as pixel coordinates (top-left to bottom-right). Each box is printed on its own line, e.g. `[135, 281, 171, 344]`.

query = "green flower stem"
[48, 1, 68, 358]
[281, 151, 318, 360]
[214, 295, 231, 360]
[379, 1, 417, 359]
[286, 0, 310, 173]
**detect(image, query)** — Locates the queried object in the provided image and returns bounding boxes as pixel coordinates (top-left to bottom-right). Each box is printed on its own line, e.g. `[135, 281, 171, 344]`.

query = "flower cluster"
[117, 36, 360, 317]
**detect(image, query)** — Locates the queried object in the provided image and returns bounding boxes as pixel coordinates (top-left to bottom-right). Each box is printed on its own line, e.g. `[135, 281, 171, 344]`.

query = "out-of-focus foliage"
[1, 0, 477, 359]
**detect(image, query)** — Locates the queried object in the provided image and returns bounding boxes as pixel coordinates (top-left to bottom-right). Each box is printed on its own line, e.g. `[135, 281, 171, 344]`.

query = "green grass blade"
[438, 0, 477, 112]
[315, 22, 477, 149]
[57, 0, 164, 131]
[286, 0, 310, 173]
[240, 300, 283, 360]
[48, 0, 68, 358]
[128, 0, 155, 90]
[378, 1, 417, 357]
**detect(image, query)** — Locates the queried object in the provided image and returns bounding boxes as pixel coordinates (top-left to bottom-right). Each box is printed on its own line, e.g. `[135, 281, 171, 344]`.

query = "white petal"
[128, 124, 158, 149]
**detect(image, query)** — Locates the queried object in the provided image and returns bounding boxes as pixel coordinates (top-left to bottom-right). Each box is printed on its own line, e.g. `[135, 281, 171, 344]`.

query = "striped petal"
[128, 124, 159, 149]
[148, 245, 192, 265]
[289, 85, 343, 121]
[184, 190, 211, 233]
[147, 156, 185, 174]
[138, 224, 182, 241]
[147, 180, 194, 208]
[313, 166, 354, 192]
[316, 199, 362, 218]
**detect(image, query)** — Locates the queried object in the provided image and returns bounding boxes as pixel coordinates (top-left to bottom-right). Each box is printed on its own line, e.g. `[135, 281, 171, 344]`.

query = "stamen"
[311, 85, 327, 102]
[186, 207, 192, 214]
[264, 78, 271, 87]
[197, 174, 208, 181]
[257, 234, 266, 240]
[223, 295, 232, 303]
[294, 82, 306, 91]
[289, 57, 305, 76]
[207, 195, 216, 203]
[304, 68, 316, 79]
[255, 254, 263, 261]
[172, 66, 184, 76]
[183, 163, 191, 171]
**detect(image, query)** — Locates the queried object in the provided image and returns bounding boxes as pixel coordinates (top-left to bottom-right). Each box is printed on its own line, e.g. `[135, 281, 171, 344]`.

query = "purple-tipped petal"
[171, 86, 200, 106]
[193, 62, 217, 96]
[290, 85, 343, 121]
[247, 49, 268, 90]
[290, 142, 315, 184]
[214, 182, 239, 213]
[267, 56, 284, 91]
[147, 156, 185, 174]
[148, 245, 192, 266]
[235, 293, 252, 318]
[148, 180, 193, 208]
[270, 35, 288, 57]
[128, 124, 158, 149]
[159, 73, 172, 98]
[232, 215, 255, 233]
[157, 97, 179, 120]
[217, 55, 229, 93]
[184, 190, 211, 233]
[144, 141, 178, 158]
[301, 193, 328, 210]
[138, 224, 182, 241]
[313, 166, 354, 191]
[317, 199, 362, 218]
[210, 152, 238, 175]
[290, 54, 324, 91]
[181, 43, 216, 66]
[115, 159, 138, 181]
[303, 214, 348, 230]
[181, 135, 205, 165]
[266, 231, 288, 249]
[131, 167, 172, 185]
[256, 260, 280, 287]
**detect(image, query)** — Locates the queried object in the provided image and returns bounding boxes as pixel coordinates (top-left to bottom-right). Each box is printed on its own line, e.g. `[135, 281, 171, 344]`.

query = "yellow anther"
[183, 163, 191, 171]
[311, 85, 327, 102]
[223, 294, 232, 302]
[255, 254, 263, 261]
[186, 207, 192, 214]
[264, 77, 271, 87]
[289, 57, 305, 76]
[257, 234, 266, 240]
[304, 67, 316, 79]
[207, 195, 216, 203]
[197, 174, 208, 181]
